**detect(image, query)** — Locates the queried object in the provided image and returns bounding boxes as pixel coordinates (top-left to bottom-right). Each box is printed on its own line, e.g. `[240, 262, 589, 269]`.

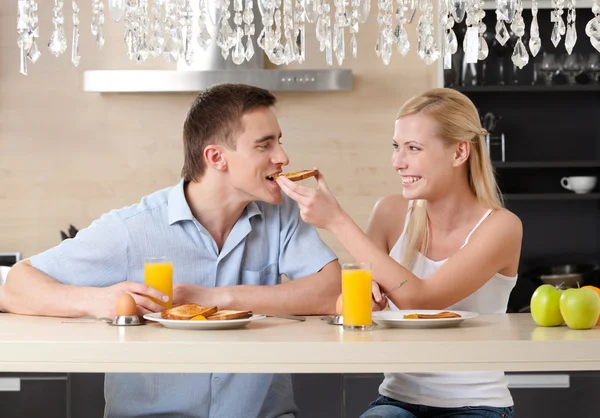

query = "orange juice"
[144, 259, 173, 309]
[342, 264, 372, 330]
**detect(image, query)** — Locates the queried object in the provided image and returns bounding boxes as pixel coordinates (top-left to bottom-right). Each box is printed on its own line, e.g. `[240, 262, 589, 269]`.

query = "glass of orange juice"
[342, 262, 373, 331]
[144, 257, 173, 309]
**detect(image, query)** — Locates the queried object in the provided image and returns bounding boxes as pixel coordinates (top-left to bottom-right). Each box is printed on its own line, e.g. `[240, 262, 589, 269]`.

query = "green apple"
[559, 288, 600, 330]
[530, 284, 564, 327]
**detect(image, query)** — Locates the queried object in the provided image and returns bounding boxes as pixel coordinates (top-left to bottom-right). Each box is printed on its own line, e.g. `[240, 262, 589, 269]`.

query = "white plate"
[143, 313, 266, 330]
[372, 310, 478, 329]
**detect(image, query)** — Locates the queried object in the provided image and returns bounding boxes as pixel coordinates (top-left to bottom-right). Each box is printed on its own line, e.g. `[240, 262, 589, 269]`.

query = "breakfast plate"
[372, 310, 478, 329]
[143, 313, 266, 330]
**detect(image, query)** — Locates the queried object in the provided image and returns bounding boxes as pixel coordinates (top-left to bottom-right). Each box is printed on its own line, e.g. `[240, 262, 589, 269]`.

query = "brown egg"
[116, 293, 137, 317]
[335, 293, 343, 316]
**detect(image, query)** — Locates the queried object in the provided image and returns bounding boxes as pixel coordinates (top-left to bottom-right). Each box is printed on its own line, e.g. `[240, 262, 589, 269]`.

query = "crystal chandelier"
[15, 0, 600, 76]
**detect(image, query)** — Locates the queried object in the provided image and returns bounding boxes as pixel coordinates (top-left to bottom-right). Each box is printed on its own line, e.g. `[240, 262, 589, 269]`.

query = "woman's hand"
[277, 170, 346, 231]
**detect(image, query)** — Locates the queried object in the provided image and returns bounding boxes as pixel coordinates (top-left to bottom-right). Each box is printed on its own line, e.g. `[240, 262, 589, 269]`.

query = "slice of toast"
[161, 303, 218, 320]
[206, 310, 253, 321]
[403, 311, 462, 319]
[273, 169, 318, 182]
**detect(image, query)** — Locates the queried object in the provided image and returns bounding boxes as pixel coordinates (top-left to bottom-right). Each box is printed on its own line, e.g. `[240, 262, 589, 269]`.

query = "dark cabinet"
[69, 373, 105, 418]
[0, 373, 67, 418]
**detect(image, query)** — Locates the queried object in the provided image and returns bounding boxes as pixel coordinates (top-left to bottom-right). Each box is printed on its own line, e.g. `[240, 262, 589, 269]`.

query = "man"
[0, 83, 341, 418]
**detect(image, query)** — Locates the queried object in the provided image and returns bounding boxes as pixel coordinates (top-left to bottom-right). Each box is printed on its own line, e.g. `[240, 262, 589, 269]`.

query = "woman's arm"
[277, 174, 522, 310]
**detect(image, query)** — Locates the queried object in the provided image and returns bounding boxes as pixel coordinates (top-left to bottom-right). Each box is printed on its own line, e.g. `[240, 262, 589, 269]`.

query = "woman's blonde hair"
[398, 88, 504, 269]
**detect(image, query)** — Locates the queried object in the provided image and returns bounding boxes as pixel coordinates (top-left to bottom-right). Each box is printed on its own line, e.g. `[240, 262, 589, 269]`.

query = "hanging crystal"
[463, 0, 484, 63]
[17, 1, 31, 75]
[196, 0, 211, 50]
[231, 0, 246, 64]
[48, 0, 68, 57]
[564, 0, 577, 54]
[417, 0, 440, 65]
[72, 1, 81, 66]
[451, 0, 467, 23]
[315, 1, 333, 65]
[586, 0, 600, 52]
[376, 0, 394, 64]
[394, 0, 411, 57]
[243, 0, 256, 61]
[550, 0, 565, 47]
[27, 1, 41, 63]
[332, 0, 348, 65]
[494, 0, 509, 46]
[529, 0, 541, 57]
[216, 0, 234, 60]
[90, 0, 105, 48]
[17, 0, 41, 75]
[180, 0, 194, 65]
[149, 0, 165, 57]
[108, 0, 126, 21]
[123, 0, 150, 63]
[282, 0, 297, 64]
[440, 0, 456, 69]
[293, 0, 305, 62]
[510, 0, 528, 69]
[163, 0, 181, 62]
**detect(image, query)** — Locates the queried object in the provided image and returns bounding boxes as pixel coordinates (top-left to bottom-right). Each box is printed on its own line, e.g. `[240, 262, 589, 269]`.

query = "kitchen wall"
[0, 2, 437, 262]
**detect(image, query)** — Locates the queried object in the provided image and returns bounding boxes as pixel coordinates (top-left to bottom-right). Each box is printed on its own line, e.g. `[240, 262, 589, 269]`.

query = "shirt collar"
[168, 179, 264, 225]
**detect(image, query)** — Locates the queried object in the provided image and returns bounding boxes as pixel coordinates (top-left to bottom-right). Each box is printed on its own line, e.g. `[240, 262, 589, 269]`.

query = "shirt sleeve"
[278, 195, 338, 280]
[29, 210, 129, 287]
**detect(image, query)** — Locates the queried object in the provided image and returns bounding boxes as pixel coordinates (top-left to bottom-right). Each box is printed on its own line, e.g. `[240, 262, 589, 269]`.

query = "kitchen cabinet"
[0, 373, 67, 418]
[443, 7, 600, 313]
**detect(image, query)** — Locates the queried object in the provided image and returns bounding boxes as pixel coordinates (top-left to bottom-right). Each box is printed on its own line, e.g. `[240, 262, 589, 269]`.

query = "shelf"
[494, 161, 600, 169]
[451, 85, 600, 93]
[503, 193, 600, 200]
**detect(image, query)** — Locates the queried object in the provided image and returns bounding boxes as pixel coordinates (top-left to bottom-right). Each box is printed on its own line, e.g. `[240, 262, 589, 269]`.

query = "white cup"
[560, 176, 597, 194]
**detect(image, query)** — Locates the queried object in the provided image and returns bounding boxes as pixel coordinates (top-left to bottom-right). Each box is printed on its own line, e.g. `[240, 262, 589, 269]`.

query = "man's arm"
[223, 261, 341, 315]
[0, 260, 167, 318]
[0, 213, 168, 318]
[1, 260, 93, 317]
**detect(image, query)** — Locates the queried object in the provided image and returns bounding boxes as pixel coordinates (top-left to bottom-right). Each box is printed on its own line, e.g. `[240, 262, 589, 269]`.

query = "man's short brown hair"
[181, 83, 277, 182]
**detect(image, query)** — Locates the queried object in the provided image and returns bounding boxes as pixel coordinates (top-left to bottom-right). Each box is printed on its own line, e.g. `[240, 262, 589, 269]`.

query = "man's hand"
[371, 281, 388, 311]
[88, 281, 169, 318]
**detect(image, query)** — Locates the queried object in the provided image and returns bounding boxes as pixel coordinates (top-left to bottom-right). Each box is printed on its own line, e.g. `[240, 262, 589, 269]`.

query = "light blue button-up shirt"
[30, 180, 337, 418]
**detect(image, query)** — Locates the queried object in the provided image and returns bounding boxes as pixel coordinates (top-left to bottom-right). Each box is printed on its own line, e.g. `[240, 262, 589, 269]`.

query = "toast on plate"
[271, 169, 318, 182]
[161, 303, 218, 320]
[206, 310, 253, 321]
[403, 311, 462, 319]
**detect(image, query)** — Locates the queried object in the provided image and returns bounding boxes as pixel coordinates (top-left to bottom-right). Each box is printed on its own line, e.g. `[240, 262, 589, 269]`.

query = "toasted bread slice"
[403, 311, 462, 319]
[161, 304, 218, 320]
[206, 310, 253, 321]
[272, 169, 318, 182]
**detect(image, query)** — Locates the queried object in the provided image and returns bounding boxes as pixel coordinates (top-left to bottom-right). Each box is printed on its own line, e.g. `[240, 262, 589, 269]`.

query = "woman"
[277, 88, 521, 418]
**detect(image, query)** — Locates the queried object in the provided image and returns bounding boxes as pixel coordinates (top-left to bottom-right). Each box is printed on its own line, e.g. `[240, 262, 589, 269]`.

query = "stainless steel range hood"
[84, 2, 352, 93]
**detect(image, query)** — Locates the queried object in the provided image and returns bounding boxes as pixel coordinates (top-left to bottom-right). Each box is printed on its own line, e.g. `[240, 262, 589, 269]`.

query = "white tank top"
[379, 202, 517, 408]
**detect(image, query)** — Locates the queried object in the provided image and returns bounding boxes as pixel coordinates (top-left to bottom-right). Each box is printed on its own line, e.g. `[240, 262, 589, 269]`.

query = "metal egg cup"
[111, 315, 145, 326]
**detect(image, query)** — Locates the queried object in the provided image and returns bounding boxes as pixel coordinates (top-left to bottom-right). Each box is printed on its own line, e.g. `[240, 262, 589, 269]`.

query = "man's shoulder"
[105, 185, 173, 223]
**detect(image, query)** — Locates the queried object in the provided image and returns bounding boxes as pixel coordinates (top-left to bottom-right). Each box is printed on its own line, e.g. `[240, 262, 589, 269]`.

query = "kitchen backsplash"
[0, 2, 437, 262]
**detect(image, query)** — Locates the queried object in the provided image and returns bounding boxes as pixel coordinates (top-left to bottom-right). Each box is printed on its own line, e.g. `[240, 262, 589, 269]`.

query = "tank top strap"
[461, 209, 493, 247]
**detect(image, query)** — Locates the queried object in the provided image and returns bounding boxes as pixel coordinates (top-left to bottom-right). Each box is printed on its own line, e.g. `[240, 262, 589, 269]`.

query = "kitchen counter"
[0, 313, 599, 373]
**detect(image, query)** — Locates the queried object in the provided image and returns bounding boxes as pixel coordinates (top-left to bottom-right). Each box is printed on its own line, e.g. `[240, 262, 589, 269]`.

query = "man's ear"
[453, 141, 470, 167]
[204, 144, 228, 172]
